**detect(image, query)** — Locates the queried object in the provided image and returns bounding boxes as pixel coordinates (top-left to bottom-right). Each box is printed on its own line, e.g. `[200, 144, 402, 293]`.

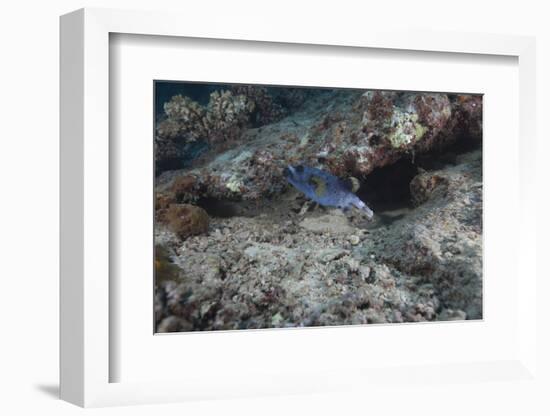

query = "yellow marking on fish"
[308, 175, 327, 197]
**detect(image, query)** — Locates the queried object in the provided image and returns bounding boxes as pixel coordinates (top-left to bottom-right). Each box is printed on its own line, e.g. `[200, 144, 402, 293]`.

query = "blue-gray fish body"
[285, 165, 374, 219]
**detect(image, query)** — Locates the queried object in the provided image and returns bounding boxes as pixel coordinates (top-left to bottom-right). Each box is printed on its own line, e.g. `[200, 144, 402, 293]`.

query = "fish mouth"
[363, 205, 374, 220]
[352, 198, 374, 219]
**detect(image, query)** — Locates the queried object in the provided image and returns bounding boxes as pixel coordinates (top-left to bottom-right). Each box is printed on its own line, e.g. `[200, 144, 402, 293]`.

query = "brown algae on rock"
[160, 203, 209, 239]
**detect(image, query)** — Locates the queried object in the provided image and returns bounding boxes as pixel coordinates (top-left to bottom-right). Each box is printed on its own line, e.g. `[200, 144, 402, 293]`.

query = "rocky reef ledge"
[154, 87, 482, 332]
[156, 89, 481, 204]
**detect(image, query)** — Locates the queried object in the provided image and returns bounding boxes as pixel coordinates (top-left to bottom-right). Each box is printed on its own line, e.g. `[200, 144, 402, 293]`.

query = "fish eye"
[296, 165, 304, 173]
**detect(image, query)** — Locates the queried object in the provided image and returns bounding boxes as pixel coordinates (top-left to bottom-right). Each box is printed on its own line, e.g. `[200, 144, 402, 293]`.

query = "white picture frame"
[60, 7, 538, 408]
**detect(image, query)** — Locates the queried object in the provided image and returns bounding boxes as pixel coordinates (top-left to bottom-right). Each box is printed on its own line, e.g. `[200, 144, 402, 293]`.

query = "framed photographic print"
[60, 7, 538, 408]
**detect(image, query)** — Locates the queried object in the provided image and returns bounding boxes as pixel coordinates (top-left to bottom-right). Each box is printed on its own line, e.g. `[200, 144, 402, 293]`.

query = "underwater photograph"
[154, 82, 483, 333]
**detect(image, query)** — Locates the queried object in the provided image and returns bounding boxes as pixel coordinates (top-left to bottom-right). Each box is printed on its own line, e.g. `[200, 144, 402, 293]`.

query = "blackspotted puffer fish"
[284, 164, 374, 219]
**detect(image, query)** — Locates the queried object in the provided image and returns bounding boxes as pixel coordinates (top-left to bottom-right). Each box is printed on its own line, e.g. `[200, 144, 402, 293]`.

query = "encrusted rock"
[155, 91, 257, 175]
[409, 171, 449, 206]
[160, 204, 209, 239]
[159, 94, 208, 141]
[205, 90, 255, 143]
[231, 85, 286, 126]
[373, 151, 482, 319]
[157, 90, 481, 203]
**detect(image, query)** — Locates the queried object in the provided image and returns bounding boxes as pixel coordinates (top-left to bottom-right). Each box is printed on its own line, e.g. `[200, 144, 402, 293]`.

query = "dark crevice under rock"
[360, 132, 481, 213]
